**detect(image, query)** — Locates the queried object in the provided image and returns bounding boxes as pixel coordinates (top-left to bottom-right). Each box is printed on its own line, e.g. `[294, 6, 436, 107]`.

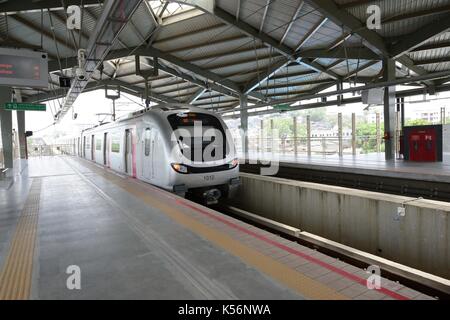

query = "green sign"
[274, 104, 290, 111]
[3, 102, 46, 112]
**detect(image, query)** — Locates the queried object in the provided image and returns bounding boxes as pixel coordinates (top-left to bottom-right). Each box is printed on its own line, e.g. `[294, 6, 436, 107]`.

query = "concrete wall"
[235, 173, 450, 279]
[443, 124, 450, 153]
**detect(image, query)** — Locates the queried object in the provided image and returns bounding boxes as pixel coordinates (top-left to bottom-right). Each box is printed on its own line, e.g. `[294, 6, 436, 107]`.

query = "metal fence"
[234, 135, 385, 158]
[27, 144, 75, 157]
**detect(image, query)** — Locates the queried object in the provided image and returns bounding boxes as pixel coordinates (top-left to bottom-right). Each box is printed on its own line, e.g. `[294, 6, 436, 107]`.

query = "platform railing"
[234, 135, 385, 159]
[27, 144, 76, 157]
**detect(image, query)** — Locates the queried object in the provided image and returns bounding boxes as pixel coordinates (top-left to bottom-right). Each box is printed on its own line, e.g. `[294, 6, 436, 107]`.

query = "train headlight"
[171, 163, 188, 174]
[229, 158, 239, 169]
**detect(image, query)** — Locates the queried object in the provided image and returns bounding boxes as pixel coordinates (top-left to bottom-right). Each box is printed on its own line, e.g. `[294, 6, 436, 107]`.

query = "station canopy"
[2, 0, 450, 119]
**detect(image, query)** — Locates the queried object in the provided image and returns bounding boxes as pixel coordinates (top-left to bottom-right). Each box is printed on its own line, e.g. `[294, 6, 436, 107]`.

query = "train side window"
[144, 128, 151, 156]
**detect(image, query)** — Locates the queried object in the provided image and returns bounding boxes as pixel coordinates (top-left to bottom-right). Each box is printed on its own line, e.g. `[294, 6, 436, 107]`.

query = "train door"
[91, 135, 95, 161]
[142, 128, 152, 180]
[103, 132, 109, 166]
[124, 129, 135, 176]
[83, 136, 86, 158]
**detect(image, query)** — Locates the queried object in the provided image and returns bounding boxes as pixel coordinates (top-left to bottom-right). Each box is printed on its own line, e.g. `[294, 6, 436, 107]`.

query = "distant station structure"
[2, 0, 450, 169]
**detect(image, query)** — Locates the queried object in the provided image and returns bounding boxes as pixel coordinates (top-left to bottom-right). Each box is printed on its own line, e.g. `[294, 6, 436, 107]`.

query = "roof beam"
[259, 0, 271, 33]
[47, 47, 248, 101]
[213, 6, 295, 60]
[139, 47, 267, 101]
[304, 0, 436, 87]
[10, 14, 76, 52]
[0, 0, 104, 13]
[414, 56, 450, 65]
[304, 0, 389, 57]
[383, 5, 450, 25]
[186, 88, 208, 104]
[55, 0, 145, 122]
[294, 17, 328, 51]
[412, 41, 450, 52]
[296, 47, 379, 60]
[338, 0, 385, 9]
[390, 13, 450, 58]
[213, 7, 341, 80]
[243, 57, 291, 94]
[280, 1, 304, 45]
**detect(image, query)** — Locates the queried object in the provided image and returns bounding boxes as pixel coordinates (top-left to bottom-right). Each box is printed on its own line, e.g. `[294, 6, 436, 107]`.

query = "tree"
[356, 123, 383, 154]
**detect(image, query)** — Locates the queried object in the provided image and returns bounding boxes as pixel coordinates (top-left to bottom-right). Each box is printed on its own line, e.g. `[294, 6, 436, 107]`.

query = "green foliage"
[405, 119, 431, 126]
[356, 123, 382, 154]
[263, 118, 306, 139]
[304, 108, 326, 122]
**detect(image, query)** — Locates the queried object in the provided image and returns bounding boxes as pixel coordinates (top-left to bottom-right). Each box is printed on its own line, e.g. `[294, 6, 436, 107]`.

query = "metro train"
[72, 105, 240, 204]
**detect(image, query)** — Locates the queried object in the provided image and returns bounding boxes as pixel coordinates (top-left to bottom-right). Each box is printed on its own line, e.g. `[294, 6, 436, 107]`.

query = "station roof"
[2, 0, 450, 117]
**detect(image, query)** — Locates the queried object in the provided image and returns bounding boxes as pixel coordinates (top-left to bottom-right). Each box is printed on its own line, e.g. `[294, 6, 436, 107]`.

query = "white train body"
[76, 105, 240, 203]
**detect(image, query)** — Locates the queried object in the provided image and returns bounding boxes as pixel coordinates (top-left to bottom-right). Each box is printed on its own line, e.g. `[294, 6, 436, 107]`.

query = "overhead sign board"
[0, 48, 48, 88]
[4, 102, 46, 112]
[274, 104, 290, 111]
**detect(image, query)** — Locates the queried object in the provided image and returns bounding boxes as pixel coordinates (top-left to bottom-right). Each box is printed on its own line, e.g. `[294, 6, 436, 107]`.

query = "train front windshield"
[168, 113, 230, 162]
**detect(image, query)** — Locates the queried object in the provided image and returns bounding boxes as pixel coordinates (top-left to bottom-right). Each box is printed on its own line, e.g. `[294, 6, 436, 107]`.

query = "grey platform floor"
[0, 156, 302, 300]
[0, 156, 435, 300]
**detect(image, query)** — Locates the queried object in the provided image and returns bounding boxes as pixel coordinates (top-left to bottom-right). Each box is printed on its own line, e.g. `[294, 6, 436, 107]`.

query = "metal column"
[0, 87, 13, 169]
[260, 119, 264, 154]
[306, 115, 311, 157]
[240, 94, 249, 161]
[15, 90, 27, 159]
[338, 113, 343, 157]
[376, 113, 381, 153]
[352, 113, 356, 156]
[293, 116, 298, 158]
[337, 81, 344, 106]
[383, 59, 397, 160]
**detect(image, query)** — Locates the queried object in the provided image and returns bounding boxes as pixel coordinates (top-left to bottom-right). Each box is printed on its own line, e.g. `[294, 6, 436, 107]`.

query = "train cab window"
[167, 113, 228, 161]
[144, 128, 151, 156]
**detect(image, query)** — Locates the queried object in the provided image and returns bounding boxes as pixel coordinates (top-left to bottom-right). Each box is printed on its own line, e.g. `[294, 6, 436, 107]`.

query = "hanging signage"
[4, 102, 46, 112]
[59, 76, 72, 88]
[274, 104, 290, 111]
[0, 48, 48, 88]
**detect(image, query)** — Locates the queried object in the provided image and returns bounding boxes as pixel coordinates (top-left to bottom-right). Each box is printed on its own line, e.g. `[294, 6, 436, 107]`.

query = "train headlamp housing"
[171, 163, 188, 174]
[229, 158, 239, 169]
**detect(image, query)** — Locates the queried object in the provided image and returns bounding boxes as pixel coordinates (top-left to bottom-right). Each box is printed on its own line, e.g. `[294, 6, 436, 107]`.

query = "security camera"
[75, 67, 86, 81]
[75, 48, 87, 81]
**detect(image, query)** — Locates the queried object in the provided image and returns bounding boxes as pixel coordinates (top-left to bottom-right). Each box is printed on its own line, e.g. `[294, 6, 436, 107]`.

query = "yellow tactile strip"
[0, 179, 41, 300]
[73, 159, 347, 300]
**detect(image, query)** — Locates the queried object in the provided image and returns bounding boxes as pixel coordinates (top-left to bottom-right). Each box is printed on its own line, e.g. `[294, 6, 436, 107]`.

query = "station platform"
[243, 152, 450, 183]
[0, 156, 435, 300]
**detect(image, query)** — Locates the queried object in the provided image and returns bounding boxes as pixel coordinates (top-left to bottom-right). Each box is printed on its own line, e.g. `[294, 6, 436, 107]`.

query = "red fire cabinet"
[403, 125, 443, 162]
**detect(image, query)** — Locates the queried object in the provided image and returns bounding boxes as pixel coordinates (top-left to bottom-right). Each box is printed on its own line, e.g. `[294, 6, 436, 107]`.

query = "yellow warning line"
[0, 179, 41, 300]
[75, 159, 346, 300]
